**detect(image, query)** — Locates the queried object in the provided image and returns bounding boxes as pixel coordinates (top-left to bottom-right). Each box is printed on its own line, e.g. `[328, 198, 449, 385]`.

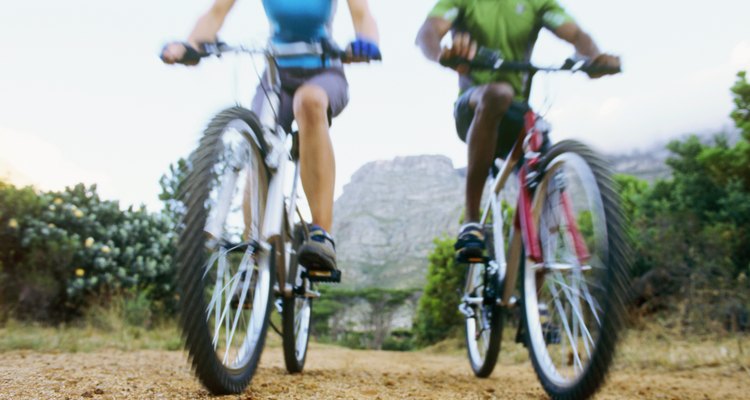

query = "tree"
[731, 71, 750, 139]
[413, 236, 464, 345]
[158, 158, 189, 223]
[624, 71, 750, 332]
[360, 288, 417, 350]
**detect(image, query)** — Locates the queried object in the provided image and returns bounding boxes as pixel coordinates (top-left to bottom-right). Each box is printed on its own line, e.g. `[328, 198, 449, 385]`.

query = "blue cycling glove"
[348, 37, 382, 61]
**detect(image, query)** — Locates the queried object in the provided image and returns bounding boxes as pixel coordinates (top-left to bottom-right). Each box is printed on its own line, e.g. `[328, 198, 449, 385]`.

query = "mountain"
[333, 148, 671, 290]
[333, 155, 464, 289]
[606, 148, 671, 183]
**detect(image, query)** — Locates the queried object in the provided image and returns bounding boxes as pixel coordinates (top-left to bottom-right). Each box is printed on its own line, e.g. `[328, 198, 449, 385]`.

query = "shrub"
[0, 183, 177, 322]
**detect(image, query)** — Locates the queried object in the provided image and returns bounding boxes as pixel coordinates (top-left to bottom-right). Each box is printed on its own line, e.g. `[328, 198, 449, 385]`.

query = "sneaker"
[455, 222, 486, 262]
[298, 225, 337, 272]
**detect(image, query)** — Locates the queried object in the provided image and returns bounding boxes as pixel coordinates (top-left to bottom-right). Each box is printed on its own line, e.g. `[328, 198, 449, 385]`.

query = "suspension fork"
[559, 189, 591, 264]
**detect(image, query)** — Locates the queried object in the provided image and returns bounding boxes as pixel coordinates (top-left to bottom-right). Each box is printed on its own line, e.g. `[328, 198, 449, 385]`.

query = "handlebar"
[439, 47, 621, 75]
[166, 40, 381, 65]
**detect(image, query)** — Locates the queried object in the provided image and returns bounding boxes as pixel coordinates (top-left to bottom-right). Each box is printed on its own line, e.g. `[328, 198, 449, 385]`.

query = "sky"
[1, 0, 749, 211]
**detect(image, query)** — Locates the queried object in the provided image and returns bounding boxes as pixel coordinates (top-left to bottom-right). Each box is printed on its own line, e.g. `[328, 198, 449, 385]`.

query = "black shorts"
[454, 87, 530, 159]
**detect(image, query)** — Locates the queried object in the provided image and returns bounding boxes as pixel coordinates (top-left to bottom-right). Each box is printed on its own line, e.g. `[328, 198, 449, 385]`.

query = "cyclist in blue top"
[162, 0, 381, 273]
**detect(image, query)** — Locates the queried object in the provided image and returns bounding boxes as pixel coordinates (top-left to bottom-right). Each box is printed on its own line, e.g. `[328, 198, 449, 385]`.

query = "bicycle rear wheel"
[522, 140, 630, 400]
[282, 223, 313, 373]
[176, 107, 273, 394]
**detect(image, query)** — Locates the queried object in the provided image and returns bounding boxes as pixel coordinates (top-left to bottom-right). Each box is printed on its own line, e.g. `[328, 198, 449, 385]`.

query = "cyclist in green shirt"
[416, 0, 620, 260]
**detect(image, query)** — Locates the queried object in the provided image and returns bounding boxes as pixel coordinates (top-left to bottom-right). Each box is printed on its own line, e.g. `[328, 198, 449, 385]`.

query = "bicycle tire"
[464, 280, 504, 377]
[176, 106, 274, 394]
[522, 140, 631, 400]
[282, 224, 313, 373]
[463, 210, 507, 377]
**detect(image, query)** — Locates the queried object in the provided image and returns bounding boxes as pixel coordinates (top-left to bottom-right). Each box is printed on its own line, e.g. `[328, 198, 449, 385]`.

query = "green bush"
[413, 236, 463, 346]
[623, 72, 750, 333]
[0, 183, 177, 322]
[382, 328, 415, 351]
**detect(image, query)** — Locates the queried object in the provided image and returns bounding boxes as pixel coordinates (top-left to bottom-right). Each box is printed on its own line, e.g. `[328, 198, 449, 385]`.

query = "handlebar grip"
[181, 44, 203, 64]
[341, 52, 383, 63]
[581, 64, 622, 75]
[439, 47, 502, 70]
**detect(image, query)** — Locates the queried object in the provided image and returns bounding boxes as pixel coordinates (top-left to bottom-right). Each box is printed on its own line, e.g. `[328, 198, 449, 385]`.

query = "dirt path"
[0, 344, 747, 399]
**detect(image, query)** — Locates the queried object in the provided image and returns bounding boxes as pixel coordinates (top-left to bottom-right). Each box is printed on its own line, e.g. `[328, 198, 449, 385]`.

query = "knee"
[475, 84, 514, 118]
[293, 85, 329, 125]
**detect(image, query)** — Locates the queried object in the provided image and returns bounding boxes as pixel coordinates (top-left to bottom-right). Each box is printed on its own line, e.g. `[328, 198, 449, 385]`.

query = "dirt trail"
[0, 344, 747, 399]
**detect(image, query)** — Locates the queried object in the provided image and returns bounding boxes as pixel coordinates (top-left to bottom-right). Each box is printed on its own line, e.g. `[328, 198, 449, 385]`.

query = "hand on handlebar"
[586, 53, 621, 78]
[438, 32, 478, 75]
[160, 42, 202, 66]
[345, 37, 382, 63]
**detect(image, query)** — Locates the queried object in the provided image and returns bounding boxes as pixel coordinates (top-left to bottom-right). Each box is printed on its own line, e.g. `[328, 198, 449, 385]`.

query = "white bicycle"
[173, 41, 373, 394]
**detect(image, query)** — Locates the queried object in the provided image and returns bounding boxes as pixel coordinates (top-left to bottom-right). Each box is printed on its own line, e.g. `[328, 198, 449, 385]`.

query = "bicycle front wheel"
[522, 140, 631, 400]
[176, 107, 273, 394]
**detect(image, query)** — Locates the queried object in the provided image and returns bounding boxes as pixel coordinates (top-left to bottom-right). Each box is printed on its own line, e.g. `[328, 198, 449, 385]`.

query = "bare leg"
[293, 84, 335, 232]
[465, 82, 514, 223]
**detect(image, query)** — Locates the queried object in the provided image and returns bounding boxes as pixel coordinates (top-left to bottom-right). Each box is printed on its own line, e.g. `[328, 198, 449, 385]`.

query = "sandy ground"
[0, 344, 748, 400]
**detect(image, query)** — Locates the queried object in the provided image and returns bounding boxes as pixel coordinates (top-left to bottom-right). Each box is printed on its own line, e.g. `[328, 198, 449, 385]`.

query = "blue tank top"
[262, 0, 338, 68]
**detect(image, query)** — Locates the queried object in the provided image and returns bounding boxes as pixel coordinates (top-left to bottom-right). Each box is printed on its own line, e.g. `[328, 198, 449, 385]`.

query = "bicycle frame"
[204, 47, 304, 298]
[478, 109, 591, 307]
[203, 40, 355, 297]
[255, 52, 304, 298]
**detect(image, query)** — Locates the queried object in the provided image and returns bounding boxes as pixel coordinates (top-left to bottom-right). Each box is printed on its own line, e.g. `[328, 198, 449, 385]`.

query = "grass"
[614, 323, 750, 372]
[0, 320, 182, 353]
[0, 301, 183, 353]
[422, 323, 750, 372]
[0, 318, 182, 353]
[2, 308, 748, 375]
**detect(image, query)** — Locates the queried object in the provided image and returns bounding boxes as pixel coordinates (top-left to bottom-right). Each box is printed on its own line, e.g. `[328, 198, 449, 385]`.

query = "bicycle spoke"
[211, 254, 228, 348]
[223, 267, 252, 364]
[551, 272, 596, 353]
[547, 278, 584, 373]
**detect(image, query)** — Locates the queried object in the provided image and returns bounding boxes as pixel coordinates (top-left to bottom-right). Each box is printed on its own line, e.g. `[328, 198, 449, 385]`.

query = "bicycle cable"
[537, 72, 555, 119]
[250, 52, 279, 124]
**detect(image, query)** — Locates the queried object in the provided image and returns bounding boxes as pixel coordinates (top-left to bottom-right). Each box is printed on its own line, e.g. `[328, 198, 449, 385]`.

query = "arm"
[347, 0, 379, 43]
[553, 22, 599, 59]
[416, 17, 476, 74]
[553, 22, 620, 78]
[187, 0, 237, 49]
[415, 17, 452, 62]
[161, 0, 236, 65]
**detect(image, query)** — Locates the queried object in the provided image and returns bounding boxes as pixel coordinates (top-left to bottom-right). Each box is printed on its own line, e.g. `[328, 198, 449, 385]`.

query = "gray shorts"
[454, 87, 530, 159]
[251, 67, 349, 133]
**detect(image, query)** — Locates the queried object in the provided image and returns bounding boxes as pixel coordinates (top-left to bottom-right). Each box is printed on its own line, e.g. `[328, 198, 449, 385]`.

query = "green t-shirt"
[428, 0, 575, 97]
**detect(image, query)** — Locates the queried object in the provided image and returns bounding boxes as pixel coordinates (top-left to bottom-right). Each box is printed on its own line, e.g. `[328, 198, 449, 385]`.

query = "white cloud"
[0, 127, 111, 191]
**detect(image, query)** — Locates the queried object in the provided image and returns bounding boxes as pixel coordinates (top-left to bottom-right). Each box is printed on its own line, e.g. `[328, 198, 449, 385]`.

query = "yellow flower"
[48, 223, 56, 228]
[101, 245, 111, 254]
[73, 209, 84, 218]
[75, 268, 85, 277]
[53, 198, 63, 205]
[85, 237, 95, 248]
[8, 219, 18, 229]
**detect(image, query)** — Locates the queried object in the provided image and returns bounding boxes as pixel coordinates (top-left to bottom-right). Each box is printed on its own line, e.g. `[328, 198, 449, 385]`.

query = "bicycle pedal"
[304, 269, 342, 283]
[456, 255, 489, 264]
